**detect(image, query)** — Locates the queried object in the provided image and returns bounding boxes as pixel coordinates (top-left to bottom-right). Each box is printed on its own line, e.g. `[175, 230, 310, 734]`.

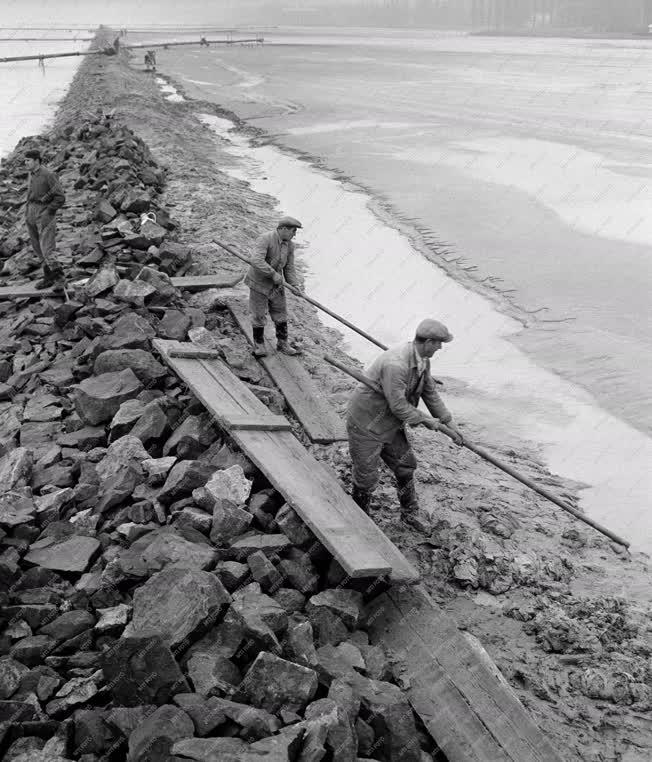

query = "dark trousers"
[347, 420, 417, 492]
[26, 209, 57, 268]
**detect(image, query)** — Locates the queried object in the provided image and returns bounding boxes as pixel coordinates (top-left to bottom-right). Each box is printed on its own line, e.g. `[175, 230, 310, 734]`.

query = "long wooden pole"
[213, 239, 388, 349]
[324, 353, 630, 549]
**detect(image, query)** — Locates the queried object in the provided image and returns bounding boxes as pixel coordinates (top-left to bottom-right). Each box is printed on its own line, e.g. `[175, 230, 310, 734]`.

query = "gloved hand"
[271, 272, 283, 286]
[421, 418, 441, 432]
[444, 423, 464, 446]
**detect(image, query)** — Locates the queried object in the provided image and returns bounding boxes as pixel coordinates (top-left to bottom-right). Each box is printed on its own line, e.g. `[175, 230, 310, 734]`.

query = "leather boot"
[397, 478, 430, 532]
[352, 485, 372, 515]
[252, 326, 267, 357]
[35, 263, 64, 291]
[276, 321, 301, 355]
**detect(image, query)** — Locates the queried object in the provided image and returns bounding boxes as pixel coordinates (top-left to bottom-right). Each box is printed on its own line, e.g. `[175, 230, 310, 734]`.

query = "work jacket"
[244, 230, 300, 297]
[25, 165, 65, 220]
[347, 342, 452, 441]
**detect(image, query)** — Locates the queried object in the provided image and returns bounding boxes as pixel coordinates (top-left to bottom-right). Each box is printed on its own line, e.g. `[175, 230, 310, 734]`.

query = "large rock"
[275, 503, 313, 545]
[129, 401, 169, 446]
[186, 652, 242, 697]
[102, 632, 189, 706]
[136, 266, 178, 300]
[0, 447, 32, 493]
[113, 278, 156, 307]
[24, 534, 100, 574]
[306, 589, 364, 629]
[228, 584, 288, 653]
[229, 532, 292, 559]
[157, 241, 193, 272]
[208, 499, 253, 546]
[0, 492, 36, 528]
[235, 651, 318, 713]
[202, 465, 252, 506]
[128, 704, 193, 762]
[0, 657, 30, 699]
[302, 698, 357, 762]
[74, 369, 143, 425]
[127, 567, 230, 649]
[112, 527, 217, 579]
[157, 309, 191, 341]
[93, 349, 166, 384]
[45, 673, 101, 718]
[163, 413, 217, 457]
[39, 610, 95, 642]
[84, 264, 120, 298]
[158, 460, 215, 505]
[171, 737, 247, 761]
[94, 435, 149, 512]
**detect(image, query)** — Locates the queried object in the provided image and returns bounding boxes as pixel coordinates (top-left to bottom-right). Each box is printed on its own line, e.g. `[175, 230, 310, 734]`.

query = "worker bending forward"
[245, 216, 303, 357]
[346, 319, 463, 529]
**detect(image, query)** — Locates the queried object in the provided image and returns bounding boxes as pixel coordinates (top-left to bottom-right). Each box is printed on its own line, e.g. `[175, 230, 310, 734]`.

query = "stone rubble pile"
[0, 114, 440, 761]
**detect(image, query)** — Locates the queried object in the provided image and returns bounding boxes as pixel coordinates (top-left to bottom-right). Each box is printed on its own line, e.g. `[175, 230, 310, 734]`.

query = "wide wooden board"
[366, 586, 562, 762]
[232, 428, 418, 583]
[228, 300, 347, 443]
[171, 273, 244, 291]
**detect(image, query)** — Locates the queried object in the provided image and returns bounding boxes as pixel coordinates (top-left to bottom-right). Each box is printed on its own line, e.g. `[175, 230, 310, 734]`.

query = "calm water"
[149, 27, 652, 440]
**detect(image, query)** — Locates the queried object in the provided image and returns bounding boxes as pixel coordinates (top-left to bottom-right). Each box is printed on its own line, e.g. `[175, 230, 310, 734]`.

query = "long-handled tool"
[323, 352, 630, 549]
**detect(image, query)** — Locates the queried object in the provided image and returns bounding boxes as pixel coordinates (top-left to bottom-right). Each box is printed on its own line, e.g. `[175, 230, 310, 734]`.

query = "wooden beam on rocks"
[366, 585, 563, 762]
[153, 338, 419, 584]
[228, 299, 347, 444]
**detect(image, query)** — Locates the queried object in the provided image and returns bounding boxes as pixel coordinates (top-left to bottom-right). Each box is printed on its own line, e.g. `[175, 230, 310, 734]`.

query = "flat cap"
[24, 149, 42, 161]
[415, 318, 453, 342]
[277, 216, 302, 229]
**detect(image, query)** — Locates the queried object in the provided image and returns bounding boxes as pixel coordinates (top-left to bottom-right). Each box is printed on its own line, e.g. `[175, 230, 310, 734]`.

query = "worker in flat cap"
[23, 149, 66, 290]
[245, 216, 304, 357]
[346, 318, 463, 530]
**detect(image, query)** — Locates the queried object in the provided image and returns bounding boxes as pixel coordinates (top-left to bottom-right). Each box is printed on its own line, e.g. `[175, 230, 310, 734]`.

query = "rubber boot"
[397, 478, 430, 533]
[252, 326, 267, 358]
[276, 321, 301, 355]
[36, 263, 64, 291]
[352, 485, 373, 515]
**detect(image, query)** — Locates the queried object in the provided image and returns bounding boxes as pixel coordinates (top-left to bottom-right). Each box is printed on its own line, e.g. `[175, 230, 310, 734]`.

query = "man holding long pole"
[346, 318, 464, 530]
[244, 216, 303, 358]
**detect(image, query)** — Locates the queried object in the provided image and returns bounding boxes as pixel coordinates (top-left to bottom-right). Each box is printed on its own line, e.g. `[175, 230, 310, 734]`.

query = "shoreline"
[0, 33, 651, 761]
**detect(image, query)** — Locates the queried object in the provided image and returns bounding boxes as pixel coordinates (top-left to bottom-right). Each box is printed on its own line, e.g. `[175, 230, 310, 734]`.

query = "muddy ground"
[42, 41, 652, 761]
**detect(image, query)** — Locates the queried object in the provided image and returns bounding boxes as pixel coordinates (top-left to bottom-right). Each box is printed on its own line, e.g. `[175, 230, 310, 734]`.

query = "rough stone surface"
[236, 651, 318, 713]
[128, 704, 194, 762]
[24, 535, 100, 574]
[94, 349, 166, 384]
[74, 369, 143, 425]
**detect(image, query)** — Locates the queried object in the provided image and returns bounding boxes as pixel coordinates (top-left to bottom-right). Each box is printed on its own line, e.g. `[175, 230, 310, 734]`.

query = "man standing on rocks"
[23, 149, 66, 289]
[346, 318, 464, 530]
[245, 216, 303, 357]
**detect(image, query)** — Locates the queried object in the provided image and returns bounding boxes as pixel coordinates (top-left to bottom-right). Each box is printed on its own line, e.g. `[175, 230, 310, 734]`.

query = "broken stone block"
[227, 586, 288, 653]
[0, 657, 30, 699]
[303, 698, 357, 762]
[286, 617, 318, 668]
[248, 550, 283, 594]
[127, 566, 230, 649]
[74, 369, 143, 425]
[39, 610, 95, 642]
[23, 393, 63, 423]
[128, 704, 193, 762]
[0, 447, 32, 494]
[20, 422, 64, 463]
[24, 535, 100, 574]
[129, 401, 169, 446]
[94, 604, 131, 635]
[229, 532, 292, 559]
[172, 693, 227, 736]
[274, 588, 306, 615]
[157, 309, 192, 341]
[209, 499, 253, 546]
[136, 266, 178, 300]
[94, 349, 166, 384]
[0, 492, 35, 529]
[235, 651, 318, 713]
[93, 197, 117, 223]
[202, 465, 252, 506]
[121, 188, 151, 214]
[306, 606, 350, 648]
[84, 264, 120, 298]
[142, 455, 176, 485]
[163, 412, 217, 457]
[187, 652, 242, 697]
[109, 398, 145, 439]
[275, 503, 313, 545]
[56, 426, 106, 452]
[94, 435, 149, 512]
[277, 558, 320, 595]
[158, 460, 215, 505]
[158, 241, 193, 272]
[45, 672, 100, 718]
[307, 589, 364, 629]
[102, 632, 189, 706]
[315, 642, 365, 686]
[113, 278, 157, 307]
[9, 634, 56, 667]
[171, 737, 248, 761]
[214, 561, 250, 592]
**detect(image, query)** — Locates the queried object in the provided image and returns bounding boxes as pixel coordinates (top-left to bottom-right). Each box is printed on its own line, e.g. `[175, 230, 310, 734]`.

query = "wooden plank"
[232, 428, 418, 584]
[171, 273, 244, 291]
[228, 301, 347, 444]
[224, 415, 293, 431]
[0, 284, 56, 299]
[366, 586, 563, 762]
[155, 338, 418, 583]
[168, 347, 221, 359]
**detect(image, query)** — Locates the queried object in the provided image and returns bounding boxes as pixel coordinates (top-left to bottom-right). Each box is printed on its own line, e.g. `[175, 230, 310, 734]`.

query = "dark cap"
[415, 318, 453, 342]
[24, 149, 41, 161]
[277, 216, 302, 229]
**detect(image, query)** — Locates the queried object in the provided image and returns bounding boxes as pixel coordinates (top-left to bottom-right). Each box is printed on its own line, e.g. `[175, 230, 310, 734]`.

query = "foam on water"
[200, 112, 652, 554]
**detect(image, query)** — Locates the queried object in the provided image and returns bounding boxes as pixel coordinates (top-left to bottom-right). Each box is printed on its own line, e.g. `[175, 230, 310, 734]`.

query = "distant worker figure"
[144, 50, 157, 71]
[346, 319, 464, 529]
[23, 149, 66, 290]
[245, 216, 303, 358]
[113, 35, 120, 53]
[200, 36, 209, 47]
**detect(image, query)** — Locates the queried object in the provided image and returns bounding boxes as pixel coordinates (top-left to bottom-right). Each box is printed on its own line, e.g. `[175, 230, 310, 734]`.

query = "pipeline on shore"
[0, 36, 264, 64]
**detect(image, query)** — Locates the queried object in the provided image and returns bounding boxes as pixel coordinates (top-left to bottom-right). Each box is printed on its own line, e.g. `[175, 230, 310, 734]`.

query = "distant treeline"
[262, 0, 652, 33]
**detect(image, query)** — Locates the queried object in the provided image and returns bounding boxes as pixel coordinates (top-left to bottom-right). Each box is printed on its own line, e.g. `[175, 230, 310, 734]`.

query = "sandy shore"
[16, 40, 649, 759]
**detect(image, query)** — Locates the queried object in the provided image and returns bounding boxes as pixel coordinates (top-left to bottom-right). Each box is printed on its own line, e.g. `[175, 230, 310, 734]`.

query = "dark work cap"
[277, 216, 302, 229]
[415, 318, 453, 342]
[24, 149, 42, 161]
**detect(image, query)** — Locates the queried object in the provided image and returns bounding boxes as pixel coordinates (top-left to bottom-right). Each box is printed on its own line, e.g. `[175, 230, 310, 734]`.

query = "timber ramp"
[154, 338, 563, 762]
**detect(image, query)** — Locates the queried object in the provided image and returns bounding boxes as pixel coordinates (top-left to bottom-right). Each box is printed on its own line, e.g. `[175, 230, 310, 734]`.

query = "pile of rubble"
[0, 115, 440, 761]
